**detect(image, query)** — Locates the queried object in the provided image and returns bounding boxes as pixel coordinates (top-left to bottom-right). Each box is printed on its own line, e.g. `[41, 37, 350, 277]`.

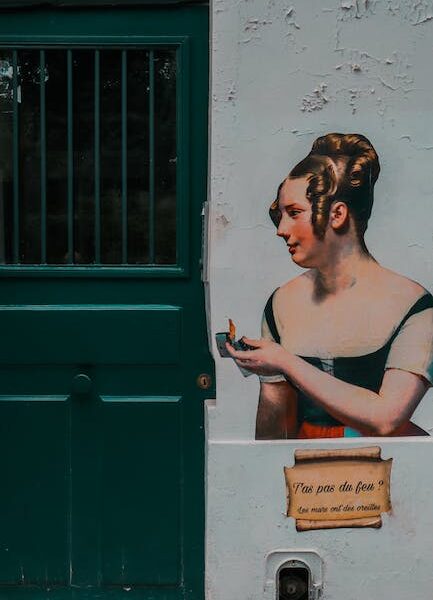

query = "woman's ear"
[329, 201, 350, 231]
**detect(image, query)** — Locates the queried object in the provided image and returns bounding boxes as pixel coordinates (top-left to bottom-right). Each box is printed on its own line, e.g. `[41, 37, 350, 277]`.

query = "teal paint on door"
[0, 6, 211, 599]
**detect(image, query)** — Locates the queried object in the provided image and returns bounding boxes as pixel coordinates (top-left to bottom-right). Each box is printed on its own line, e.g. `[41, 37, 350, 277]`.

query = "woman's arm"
[227, 339, 429, 436]
[256, 381, 298, 439]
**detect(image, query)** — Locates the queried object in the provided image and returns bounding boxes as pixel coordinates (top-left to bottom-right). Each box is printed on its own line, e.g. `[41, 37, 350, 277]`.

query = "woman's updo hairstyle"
[271, 133, 380, 239]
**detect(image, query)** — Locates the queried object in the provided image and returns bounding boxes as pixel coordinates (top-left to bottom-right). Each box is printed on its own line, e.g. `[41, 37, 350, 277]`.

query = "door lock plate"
[197, 373, 212, 389]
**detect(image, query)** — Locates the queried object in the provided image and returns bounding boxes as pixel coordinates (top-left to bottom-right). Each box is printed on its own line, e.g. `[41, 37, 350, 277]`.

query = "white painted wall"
[206, 1, 433, 598]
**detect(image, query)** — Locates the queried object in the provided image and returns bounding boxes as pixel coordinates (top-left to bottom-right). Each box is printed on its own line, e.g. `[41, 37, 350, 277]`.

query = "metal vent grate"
[0, 47, 178, 267]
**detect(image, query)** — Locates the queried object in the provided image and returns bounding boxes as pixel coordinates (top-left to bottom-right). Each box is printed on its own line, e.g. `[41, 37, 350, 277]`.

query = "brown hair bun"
[287, 133, 380, 238]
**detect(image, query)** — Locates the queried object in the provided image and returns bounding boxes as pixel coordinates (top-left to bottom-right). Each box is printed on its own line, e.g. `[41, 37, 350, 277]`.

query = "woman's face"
[276, 176, 326, 268]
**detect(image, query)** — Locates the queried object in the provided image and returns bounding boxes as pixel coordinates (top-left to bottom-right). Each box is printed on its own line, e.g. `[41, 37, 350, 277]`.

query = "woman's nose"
[277, 216, 290, 238]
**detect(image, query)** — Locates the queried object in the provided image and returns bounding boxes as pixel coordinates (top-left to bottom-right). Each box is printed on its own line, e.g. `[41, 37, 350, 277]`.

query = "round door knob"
[71, 374, 92, 395]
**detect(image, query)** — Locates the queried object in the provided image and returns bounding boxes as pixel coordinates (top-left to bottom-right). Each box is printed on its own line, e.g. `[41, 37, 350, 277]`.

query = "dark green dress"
[264, 291, 433, 434]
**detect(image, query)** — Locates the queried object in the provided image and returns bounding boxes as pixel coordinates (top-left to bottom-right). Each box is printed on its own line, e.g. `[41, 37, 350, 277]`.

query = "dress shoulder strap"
[389, 292, 433, 345]
[264, 288, 280, 344]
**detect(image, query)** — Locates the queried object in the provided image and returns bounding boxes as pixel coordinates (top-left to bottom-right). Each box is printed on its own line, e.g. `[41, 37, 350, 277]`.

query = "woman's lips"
[288, 244, 297, 254]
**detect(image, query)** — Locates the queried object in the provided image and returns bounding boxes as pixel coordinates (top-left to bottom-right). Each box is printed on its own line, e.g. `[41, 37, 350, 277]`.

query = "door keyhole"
[197, 373, 212, 390]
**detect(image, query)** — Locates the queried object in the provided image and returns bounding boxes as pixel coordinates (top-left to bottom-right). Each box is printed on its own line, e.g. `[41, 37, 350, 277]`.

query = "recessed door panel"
[0, 306, 181, 364]
[0, 395, 70, 586]
[100, 396, 181, 586]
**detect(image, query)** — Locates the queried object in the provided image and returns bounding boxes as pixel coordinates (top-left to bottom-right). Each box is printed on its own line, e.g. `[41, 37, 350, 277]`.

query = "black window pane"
[154, 51, 177, 265]
[0, 51, 13, 264]
[45, 50, 68, 264]
[73, 50, 95, 265]
[19, 49, 41, 264]
[100, 49, 123, 265]
[127, 50, 149, 265]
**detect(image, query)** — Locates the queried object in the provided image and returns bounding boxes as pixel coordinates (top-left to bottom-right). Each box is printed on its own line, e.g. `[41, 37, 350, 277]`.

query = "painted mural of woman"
[227, 133, 433, 439]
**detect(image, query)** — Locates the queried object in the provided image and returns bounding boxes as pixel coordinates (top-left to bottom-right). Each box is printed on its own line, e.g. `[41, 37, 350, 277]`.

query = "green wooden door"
[0, 5, 211, 599]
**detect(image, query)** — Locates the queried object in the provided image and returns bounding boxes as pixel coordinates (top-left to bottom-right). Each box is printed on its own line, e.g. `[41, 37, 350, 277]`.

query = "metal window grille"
[0, 47, 178, 267]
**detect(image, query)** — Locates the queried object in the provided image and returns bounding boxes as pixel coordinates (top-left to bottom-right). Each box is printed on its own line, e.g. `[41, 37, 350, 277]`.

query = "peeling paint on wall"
[285, 6, 300, 29]
[387, 1, 433, 25]
[338, 0, 380, 20]
[301, 83, 329, 112]
[226, 83, 237, 104]
[241, 16, 273, 44]
[329, 46, 415, 115]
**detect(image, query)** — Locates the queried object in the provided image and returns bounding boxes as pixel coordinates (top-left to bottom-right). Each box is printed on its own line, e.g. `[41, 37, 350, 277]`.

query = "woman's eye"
[288, 209, 301, 217]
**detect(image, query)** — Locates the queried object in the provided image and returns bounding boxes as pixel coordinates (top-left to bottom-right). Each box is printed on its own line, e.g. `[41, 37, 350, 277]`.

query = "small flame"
[228, 318, 236, 341]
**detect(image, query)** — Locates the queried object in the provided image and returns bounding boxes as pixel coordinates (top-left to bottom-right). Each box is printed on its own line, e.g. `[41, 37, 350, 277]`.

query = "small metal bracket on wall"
[263, 550, 324, 600]
[200, 200, 209, 284]
[201, 200, 213, 355]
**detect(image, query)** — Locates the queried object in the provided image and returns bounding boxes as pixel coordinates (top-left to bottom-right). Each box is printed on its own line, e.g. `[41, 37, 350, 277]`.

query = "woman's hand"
[225, 337, 290, 376]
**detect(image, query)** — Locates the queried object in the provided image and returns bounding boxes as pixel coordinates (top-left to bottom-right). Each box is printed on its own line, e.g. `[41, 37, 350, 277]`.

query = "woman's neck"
[313, 243, 375, 301]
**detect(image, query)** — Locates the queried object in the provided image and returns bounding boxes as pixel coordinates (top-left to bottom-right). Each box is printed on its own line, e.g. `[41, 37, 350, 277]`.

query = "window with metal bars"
[0, 47, 179, 267]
